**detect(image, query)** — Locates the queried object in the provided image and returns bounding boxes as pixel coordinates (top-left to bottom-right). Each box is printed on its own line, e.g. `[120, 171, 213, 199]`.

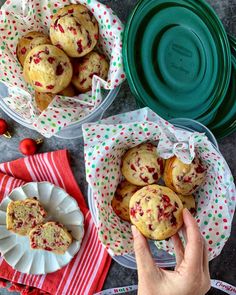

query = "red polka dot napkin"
[0, 0, 125, 137]
[82, 107, 236, 261]
[0, 150, 111, 295]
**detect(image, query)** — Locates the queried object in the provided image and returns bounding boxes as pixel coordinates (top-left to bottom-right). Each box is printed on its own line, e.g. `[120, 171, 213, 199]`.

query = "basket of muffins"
[0, 1, 125, 137]
[84, 108, 235, 263]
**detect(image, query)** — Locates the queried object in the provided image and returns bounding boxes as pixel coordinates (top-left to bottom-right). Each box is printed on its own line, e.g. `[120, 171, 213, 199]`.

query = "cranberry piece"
[174, 202, 179, 208]
[183, 177, 192, 183]
[56, 64, 64, 76]
[46, 85, 54, 90]
[28, 213, 34, 219]
[29, 56, 33, 63]
[77, 40, 83, 53]
[68, 9, 74, 13]
[148, 224, 153, 231]
[21, 47, 27, 55]
[56, 43, 63, 50]
[44, 247, 52, 251]
[48, 57, 55, 64]
[44, 47, 49, 55]
[58, 24, 65, 33]
[68, 26, 77, 35]
[130, 207, 136, 218]
[16, 221, 23, 228]
[157, 158, 164, 174]
[157, 206, 164, 221]
[43, 239, 47, 244]
[87, 32, 92, 47]
[25, 36, 33, 40]
[170, 215, 177, 226]
[153, 173, 159, 180]
[140, 174, 149, 183]
[94, 34, 99, 40]
[130, 164, 137, 172]
[35, 81, 43, 87]
[135, 157, 141, 167]
[162, 195, 170, 203]
[31, 243, 37, 248]
[75, 21, 82, 33]
[146, 166, 155, 173]
[139, 210, 144, 216]
[33, 58, 41, 64]
[195, 165, 206, 174]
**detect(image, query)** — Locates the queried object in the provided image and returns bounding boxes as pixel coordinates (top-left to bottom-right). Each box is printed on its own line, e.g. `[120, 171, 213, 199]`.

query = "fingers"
[132, 226, 160, 279]
[172, 233, 184, 269]
[182, 208, 204, 271]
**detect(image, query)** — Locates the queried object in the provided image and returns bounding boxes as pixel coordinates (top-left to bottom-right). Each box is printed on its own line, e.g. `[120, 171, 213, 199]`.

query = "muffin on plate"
[129, 185, 183, 240]
[111, 180, 140, 222]
[72, 51, 109, 93]
[121, 143, 165, 186]
[6, 198, 47, 236]
[164, 156, 206, 195]
[50, 4, 99, 57]
[29, 221, 73, 254]
[16, 31, 51, 67]
[23, 44, 73, 93]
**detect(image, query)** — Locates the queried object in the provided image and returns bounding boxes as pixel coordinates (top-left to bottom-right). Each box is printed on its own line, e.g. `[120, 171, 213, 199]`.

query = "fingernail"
[131, 225, 139, 238]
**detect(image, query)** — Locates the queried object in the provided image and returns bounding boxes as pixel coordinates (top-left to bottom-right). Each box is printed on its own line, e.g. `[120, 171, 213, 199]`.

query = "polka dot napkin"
[0, 0, 125, 137]
[82, 107, 236, 261]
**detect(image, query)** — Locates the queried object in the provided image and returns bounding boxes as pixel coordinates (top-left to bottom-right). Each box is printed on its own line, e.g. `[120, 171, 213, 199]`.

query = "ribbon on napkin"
[0, 150, 111, 295]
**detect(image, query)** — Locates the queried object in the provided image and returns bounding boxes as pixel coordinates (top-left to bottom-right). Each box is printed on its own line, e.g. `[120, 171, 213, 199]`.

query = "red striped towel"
[0, 150, 111, 295]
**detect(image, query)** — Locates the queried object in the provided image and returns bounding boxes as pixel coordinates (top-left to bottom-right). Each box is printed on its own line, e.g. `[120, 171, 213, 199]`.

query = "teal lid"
[208, 38, 236, 139]
[123, 0, 231, 123]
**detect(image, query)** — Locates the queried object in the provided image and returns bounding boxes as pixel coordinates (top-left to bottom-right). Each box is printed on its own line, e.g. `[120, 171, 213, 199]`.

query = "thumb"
[132, 225, 159, 278]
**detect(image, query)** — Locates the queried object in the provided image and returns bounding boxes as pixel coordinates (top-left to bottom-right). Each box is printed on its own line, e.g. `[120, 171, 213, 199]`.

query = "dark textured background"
[0, 0, 235, 294]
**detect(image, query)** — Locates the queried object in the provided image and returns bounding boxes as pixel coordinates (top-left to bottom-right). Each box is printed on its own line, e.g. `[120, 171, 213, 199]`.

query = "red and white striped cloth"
[0, 150, 111, 295]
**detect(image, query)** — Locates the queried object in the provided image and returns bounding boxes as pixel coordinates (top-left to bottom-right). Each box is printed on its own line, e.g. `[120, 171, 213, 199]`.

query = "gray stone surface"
[0, 0, 236, 295]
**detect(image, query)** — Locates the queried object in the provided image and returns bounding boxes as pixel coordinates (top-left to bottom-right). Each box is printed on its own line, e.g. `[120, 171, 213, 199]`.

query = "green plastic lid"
[208, 38, 236, 139]
[123, 0, 231, 123]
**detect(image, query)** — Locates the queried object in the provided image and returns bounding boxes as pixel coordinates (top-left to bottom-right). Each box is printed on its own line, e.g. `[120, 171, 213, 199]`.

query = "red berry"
[0, 119, 8, 135]
[19, 138, 38, 156]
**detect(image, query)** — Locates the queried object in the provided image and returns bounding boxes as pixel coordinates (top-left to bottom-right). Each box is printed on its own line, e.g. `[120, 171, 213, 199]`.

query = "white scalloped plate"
[0, 182, 84, 275]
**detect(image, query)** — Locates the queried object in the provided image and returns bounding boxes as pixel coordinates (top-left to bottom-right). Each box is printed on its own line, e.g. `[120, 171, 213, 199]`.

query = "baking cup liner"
[0, 0, 125, 137]
[83, 107, 236, 260]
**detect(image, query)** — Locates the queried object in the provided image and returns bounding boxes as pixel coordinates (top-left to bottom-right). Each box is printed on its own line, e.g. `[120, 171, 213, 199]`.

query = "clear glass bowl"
[0, 82, 120, 139]
[87, 118, 219, 269]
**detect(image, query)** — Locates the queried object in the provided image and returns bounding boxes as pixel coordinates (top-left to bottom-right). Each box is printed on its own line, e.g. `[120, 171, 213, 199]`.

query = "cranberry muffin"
[23, 44, 72, 93]
[16, 31, 51, 67]
[129, 185, 183, 240]
[121, 143, 165, 186]
[164, 156, 206, 195]
[29, 221, 72, 254]
[6, 198, 47, 236]
[50, 4, 99, 57]
[112, 180, 140, 222]
[35, 84, 76, 112]
[72, 51, 109, 93]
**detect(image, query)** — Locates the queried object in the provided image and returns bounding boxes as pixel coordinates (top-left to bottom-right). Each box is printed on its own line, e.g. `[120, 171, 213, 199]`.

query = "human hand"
[132, 208, 211, 295]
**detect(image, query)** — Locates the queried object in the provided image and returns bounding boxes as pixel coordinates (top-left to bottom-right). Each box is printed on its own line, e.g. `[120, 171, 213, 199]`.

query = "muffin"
[35, 84, 76, 112]
[121, 143, 165, 186]
[50, 4, 99, 57]
[111, 180, 140, 222]
[72, 51, 109, 93]
[6, 198, 47, 236]
[164, 156, 206, 195]
[177, 194, 196, 215]
[29, 221, 73, 254]
[16, 31, 51, 67]
[23, 44, 73, 93]
[129, 185, 183, 240]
